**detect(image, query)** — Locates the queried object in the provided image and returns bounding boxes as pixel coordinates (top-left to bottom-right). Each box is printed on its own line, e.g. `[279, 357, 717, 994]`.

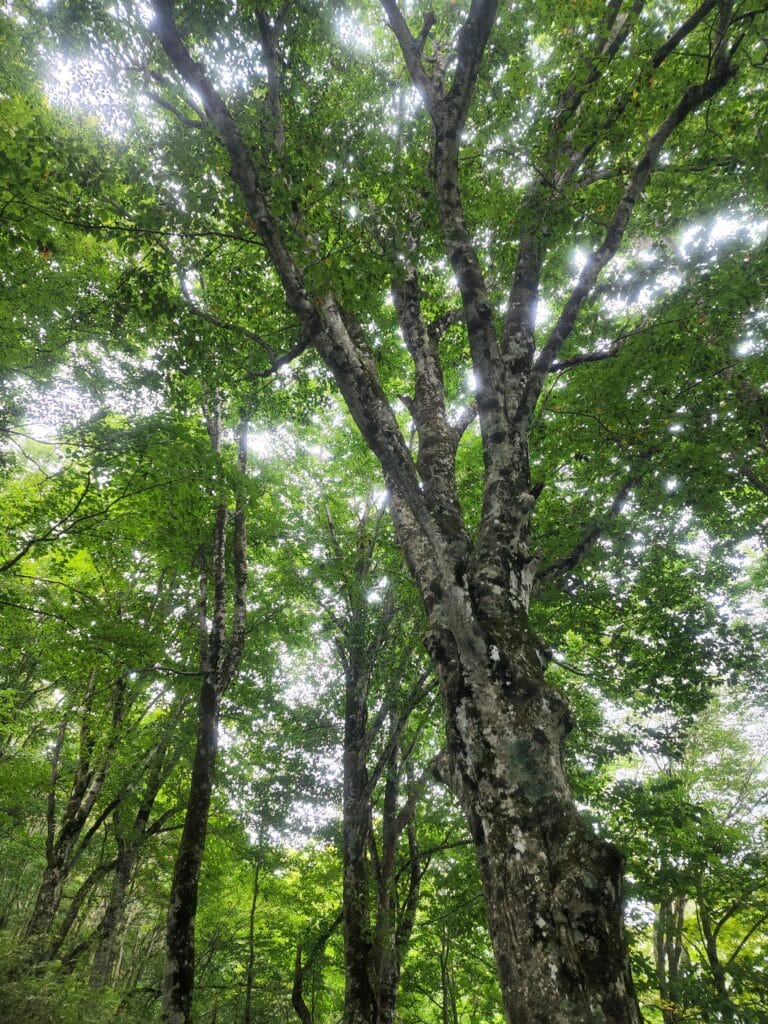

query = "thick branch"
[447, 0, 500, 126]
[379, 1, 439, 107]
[392, 267, 466, 535]
[151, 0, 451, 569]
[517, 62, 737, 429]
[537, 472, 639, 584]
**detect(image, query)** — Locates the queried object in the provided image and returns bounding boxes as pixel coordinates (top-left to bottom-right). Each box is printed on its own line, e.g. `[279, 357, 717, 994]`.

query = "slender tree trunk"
[342, 657, 377, 1024]
[654, 896, 686, 1024]
[161, 412, 248, 1024]
[90, 833, 134, 986]
[242, 853, 262, 1024]
[699, 904, 737, 1023]
[292, 912, 343, 1024]
[292, 947, 315, 1024]
[440, 927, 459, 1024]
[26, 675, 125, 945]
[373, 757, 399, 1024]
[47, 858, 118, 961]
[93, 708, 183, 987]
[162, 673, 220, 1024]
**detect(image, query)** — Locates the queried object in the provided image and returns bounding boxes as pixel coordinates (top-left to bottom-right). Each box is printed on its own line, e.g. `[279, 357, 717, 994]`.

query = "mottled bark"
[420, 579, 638, 1024]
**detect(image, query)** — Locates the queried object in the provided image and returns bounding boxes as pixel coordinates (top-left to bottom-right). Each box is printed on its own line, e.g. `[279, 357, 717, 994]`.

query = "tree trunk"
[161, 412, 248, 1024]
[699, 904, 737, 1023]
[342, 657, 377, 1024]
[26, 676, 124, 944]
[419, 563, 640, 1024]
[242, 852, 262, 1024]
[162, 673, 220, 1024]
[654, 896, 686, 1024]
[47, 858, 118, 962]
[93, 707, 183, 987]
[147, 4, 741, 1019]
[440, 927, 459, 1024]
[90, 832, 134, 986]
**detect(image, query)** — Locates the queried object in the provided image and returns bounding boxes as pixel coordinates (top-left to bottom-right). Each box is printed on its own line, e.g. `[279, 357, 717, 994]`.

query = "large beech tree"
[6, 0, 768, 1020]
[139, 1, 765, 1020]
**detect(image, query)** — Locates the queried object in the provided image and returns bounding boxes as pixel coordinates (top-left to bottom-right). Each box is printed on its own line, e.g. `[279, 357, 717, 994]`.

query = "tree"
[608, 693, 768, 1023]
[318, 493, 434, 1024]
[161, 401, 249, 1024]
[136, 1, 767, 1019]
[4, 0, 768, 1020]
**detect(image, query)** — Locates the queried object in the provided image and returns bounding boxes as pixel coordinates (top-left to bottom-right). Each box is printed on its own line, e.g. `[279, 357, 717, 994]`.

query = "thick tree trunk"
[147, 2, 745, 1018]
[421, 568, 640, 1024]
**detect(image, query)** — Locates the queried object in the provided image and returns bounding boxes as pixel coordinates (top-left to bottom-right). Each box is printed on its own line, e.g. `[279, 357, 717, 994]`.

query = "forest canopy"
[1, 0, 768, 1022]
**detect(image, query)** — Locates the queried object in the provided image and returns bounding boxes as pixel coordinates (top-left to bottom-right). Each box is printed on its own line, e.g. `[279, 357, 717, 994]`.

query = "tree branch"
[536, 471, 641, 585]
[517, 60, 738, 429]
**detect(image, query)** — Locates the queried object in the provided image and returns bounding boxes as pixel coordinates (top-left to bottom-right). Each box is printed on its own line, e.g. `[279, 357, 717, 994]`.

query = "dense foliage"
[1, 0, 767, 1022]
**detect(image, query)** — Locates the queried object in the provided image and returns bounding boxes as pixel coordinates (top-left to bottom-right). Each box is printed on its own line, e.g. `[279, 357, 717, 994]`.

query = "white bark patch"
[509, 825, 528, 858]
